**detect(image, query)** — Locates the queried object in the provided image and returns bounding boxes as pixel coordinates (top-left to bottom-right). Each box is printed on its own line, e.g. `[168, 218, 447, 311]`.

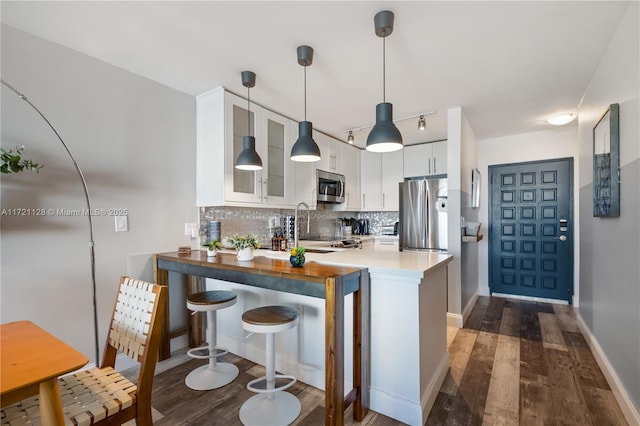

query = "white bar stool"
[185, 290, 239, 390]
[239, 305, 301, 426]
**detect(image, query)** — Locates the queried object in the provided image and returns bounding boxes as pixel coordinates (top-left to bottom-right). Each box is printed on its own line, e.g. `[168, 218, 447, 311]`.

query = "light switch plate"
[115, 215, 128, 232]
[184, 223, 198, 238]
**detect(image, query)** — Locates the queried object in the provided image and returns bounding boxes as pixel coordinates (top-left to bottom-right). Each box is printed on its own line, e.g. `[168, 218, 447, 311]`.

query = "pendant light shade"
[236, 136, 263, 170]
[367, 103, 403, 152]
[367, 10, 403, 152]
[291, 45, 321, 162]
[235, 71, 263, 170]
[291, 121, 321, 161]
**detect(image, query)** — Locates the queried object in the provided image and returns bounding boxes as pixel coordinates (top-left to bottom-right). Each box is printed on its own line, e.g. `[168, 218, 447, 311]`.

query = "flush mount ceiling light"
[347, 131, 354, 144]
[290, 45, 321, 162]
[418, 115, 426, 131]
[366, 10, 403, 153]
[235, 71, 263, 170]
[547, 113, 577, 126]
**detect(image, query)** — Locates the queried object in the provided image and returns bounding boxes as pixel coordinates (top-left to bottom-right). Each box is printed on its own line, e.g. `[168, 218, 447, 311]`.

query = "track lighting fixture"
[366, 10, 403, 153]
[291, 45, 321, 162]
[418, 115, 426, 131]
[235, 71, 263, 170]
[347, 131, 354, 144]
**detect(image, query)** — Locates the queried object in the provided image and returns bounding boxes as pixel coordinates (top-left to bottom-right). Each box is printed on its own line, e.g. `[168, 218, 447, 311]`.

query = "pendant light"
[290, 45, 321, 162]
[366, 10, 403, 153]
[235, 71, 263, 170]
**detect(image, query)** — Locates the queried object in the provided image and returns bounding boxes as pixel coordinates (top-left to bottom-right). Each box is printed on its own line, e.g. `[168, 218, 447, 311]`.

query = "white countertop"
[224, 239, 452, 276]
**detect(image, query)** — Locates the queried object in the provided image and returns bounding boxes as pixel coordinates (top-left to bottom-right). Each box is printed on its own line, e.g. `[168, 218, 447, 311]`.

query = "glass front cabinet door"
[224, 92, 290, 206]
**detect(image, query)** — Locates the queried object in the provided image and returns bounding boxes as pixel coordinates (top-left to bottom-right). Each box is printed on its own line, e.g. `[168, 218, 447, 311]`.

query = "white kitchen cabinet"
[360, 150, 383, 210]
[381, 150, 403, 210]
[290, 159, 317, 208]
[342, 144, 361, 210]
[316, 132, 343, 174]
[403, 140, 447, 178]
[197, 88, 292, 207]
[360, 149, 403, 211]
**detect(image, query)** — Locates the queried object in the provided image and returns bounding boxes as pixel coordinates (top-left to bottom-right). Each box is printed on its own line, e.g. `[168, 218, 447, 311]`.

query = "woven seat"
[1, 276, 167, 426]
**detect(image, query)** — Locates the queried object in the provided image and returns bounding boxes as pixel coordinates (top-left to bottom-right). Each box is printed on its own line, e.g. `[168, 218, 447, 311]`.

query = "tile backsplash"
[199, 206, 398, 246]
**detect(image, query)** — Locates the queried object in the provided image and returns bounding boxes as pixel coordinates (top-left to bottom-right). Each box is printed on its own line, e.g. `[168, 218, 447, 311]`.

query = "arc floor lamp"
[1, 79, 100, 364]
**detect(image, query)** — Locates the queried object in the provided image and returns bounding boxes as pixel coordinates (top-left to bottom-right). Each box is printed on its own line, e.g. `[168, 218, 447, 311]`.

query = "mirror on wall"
[471, 168, 480, 209]
[593, 103, 620, 217]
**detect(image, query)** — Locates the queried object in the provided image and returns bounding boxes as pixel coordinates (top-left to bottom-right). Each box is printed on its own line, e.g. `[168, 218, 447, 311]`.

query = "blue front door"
[489, 158, 573, 302]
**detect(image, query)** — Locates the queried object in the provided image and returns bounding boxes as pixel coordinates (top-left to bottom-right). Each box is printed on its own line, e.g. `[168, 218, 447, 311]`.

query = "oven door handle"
[339, 178, 344, 198]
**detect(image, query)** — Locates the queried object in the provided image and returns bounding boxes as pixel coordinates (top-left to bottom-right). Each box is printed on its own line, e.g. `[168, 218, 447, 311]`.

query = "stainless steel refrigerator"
[399, 178, 448, 252]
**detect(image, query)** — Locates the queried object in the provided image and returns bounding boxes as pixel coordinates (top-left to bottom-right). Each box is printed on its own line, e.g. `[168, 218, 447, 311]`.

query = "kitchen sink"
[304, 248, 335, 254]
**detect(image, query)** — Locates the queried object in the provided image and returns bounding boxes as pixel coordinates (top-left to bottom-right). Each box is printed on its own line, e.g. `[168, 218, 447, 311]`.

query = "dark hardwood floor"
[127, 296, 628, 425]
[426, 296, 628, 425]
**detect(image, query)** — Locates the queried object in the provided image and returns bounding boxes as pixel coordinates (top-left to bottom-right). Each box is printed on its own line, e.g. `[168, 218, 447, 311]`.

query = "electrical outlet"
[115, 215, 128, 232]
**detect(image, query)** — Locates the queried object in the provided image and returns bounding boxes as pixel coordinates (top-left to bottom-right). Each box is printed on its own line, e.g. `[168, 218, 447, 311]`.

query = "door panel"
[489, 158, 573, 302]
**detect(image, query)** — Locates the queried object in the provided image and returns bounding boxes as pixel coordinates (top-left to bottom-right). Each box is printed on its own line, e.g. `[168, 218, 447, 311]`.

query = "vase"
[290, 255, 305, 267]
[237, 247, 255, 262]
[206, 248, 217, 258]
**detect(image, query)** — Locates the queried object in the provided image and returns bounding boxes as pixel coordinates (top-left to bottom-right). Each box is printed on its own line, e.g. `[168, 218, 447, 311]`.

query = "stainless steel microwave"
[317, 170, 345, 203]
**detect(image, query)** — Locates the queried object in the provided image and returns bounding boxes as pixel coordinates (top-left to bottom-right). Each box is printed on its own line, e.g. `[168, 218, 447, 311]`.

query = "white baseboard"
[421, 352, 450, 422]
[447, 292, 479, 328]
[447, 312, 463, 328]
[576, 313, 640, 425]
[461, 292, 479, 325]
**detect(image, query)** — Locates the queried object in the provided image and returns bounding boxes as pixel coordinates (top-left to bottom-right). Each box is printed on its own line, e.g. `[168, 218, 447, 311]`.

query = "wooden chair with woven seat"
[1, 276, 167, 426]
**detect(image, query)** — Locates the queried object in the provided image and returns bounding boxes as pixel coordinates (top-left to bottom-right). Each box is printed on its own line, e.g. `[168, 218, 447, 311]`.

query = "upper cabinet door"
[431, 140, 447, 175]
[403, 140, 448, 178]
[225, 93, 262, 203]
[197, 88, 295, 207]
[261, 108, 290, 205]
[360, 150, 382, 210]
[381, 150, 403, 211]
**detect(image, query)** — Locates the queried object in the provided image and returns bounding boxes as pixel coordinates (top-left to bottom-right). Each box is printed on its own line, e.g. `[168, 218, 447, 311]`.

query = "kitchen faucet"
[294, 202, 310, 248]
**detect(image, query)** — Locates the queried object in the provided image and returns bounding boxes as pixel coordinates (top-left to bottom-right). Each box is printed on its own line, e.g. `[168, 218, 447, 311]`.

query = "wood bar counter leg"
[38, 378, 64, 426]
[325, 277, 345, 426]
[153, 255, 171, 361]
[353, 270, 370, 421]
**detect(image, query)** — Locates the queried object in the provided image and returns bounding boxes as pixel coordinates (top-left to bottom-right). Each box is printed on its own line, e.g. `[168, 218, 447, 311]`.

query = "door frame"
[488, 157, 575, 303]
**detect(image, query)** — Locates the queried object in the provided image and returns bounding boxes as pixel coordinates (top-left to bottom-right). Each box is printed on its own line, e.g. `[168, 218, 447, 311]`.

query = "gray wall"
[1, 25, 196, 363]
[577, 3, 639, 413]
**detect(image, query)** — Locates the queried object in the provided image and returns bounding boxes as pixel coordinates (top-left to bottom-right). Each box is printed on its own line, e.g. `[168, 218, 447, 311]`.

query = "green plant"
[290, 246, 306, 263]
[202, 240, 222, 251]
[228, 234, 261, 250]
[1, 146, 43, 174]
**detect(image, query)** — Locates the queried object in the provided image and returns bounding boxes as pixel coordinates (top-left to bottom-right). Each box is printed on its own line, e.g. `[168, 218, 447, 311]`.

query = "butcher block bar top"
[153, 251, 369, 425]
[155, 250, 364, 298]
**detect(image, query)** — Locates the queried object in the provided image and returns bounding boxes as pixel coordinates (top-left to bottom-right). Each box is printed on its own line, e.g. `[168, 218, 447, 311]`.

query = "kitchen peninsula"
[155, 247, 452, 425]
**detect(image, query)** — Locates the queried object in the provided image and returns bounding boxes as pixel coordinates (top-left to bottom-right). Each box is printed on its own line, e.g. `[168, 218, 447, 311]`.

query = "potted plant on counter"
[202, 240, 222, 257]
[289, 246, 306, 267]
[228, 234, 260, 261]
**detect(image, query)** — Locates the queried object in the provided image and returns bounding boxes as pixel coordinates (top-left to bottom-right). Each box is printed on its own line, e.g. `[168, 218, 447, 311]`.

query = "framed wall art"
[593, 103, 620, 217]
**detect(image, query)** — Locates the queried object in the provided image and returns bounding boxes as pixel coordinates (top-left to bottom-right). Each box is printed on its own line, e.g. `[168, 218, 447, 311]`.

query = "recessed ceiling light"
[547, 113, 577, 126]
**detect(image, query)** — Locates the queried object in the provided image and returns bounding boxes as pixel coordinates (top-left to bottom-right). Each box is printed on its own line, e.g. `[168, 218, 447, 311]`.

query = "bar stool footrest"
[187, 346, 229, 360]
[246, 374, 297, 394]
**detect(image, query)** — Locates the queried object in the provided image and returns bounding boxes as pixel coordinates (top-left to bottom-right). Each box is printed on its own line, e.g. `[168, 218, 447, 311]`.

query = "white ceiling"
[1, 1, 630, 148]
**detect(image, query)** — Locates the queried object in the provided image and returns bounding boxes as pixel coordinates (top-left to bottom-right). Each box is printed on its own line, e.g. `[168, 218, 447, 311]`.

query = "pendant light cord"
[247, 85, 251, 137]
[382, 36, 386, 103]
[304, 65, 307, 121]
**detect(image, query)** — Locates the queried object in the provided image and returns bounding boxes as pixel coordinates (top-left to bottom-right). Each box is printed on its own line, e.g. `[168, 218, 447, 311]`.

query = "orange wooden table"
[1, 320, 89, 425]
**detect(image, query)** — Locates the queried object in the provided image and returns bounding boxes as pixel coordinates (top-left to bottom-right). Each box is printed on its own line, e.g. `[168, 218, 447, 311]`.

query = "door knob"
[556, 235, 567, 241]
